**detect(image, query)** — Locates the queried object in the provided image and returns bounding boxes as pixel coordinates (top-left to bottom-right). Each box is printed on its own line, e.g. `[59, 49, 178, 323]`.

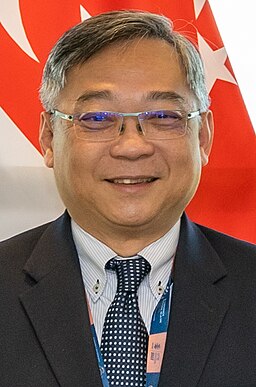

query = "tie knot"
[106, 256, 151, 293]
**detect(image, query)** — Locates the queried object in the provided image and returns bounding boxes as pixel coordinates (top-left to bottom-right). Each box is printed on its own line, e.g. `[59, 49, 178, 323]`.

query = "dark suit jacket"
[0, 212, 256, 387]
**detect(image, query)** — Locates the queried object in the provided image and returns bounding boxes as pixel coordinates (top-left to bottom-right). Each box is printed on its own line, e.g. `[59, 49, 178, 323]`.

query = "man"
[0, 10, 255, 387]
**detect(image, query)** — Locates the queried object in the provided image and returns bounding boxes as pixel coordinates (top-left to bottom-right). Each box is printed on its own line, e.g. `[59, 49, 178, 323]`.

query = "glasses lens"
[71, 110, 187, 141]
[74, 112, 120, 141]
[140, 110, 186, 139]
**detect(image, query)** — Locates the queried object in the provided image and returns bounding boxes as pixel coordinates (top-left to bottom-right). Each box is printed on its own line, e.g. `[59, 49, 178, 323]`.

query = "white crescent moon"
[0, 0, 39, 62]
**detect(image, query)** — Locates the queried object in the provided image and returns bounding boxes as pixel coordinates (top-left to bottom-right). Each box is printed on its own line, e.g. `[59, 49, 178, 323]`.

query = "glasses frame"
[50, 109, 201, 140]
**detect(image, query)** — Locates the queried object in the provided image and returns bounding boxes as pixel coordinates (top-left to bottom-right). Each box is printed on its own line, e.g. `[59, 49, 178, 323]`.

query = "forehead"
[57, 38, 194, 109]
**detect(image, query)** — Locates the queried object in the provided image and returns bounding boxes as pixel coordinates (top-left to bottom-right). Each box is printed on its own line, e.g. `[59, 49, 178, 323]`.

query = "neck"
[71, 212, 181, 256]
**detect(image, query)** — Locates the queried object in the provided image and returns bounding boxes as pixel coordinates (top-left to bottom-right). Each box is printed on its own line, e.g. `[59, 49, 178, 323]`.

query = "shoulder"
[196, 222, 255, 252]
[195, 222, 256, 273]
[0, 212, 72, 271]
[0, 221, 52, 249]
[0, 221, 53, 270]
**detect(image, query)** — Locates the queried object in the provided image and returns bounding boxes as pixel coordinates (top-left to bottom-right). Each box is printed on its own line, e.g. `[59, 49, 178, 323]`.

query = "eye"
[75, 112, 117, 131]
[79, 112, 109, 123]
[144, 110, 183, 125]
[154, 111, 182, 120]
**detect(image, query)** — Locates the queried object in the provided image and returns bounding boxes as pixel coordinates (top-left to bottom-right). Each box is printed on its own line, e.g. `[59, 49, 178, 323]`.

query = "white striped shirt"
[71, 219, 180, 344]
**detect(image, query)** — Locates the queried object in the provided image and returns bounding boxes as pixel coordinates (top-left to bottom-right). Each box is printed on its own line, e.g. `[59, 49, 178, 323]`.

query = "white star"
[80, 5, 91, 21]
[197, 32, 237, 92]
[194, 0, 207, 18]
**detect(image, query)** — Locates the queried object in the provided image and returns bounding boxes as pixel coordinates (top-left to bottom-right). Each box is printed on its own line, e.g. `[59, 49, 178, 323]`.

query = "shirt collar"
[138, 219, 180, 298]
[71, 221, 115, 301]
[71, 219, 180, 302]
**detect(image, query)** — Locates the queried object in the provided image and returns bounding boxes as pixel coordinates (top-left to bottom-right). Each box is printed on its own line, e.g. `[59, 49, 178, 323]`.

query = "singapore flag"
[0, 0, 255, 242]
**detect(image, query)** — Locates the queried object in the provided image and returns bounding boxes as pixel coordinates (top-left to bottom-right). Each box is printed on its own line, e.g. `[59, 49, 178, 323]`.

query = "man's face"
[40, 38, 213, 244]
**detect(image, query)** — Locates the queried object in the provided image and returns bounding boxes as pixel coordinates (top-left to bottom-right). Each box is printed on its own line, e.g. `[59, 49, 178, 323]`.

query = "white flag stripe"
[0, 108, 64, 241]
[0, 166, 64, 241]
[0, 108, 43, 167]
[209, 0, 256, 132]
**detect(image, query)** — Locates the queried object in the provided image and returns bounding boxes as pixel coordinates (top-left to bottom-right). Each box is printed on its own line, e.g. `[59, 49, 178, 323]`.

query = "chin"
[107, 210, 158, 229]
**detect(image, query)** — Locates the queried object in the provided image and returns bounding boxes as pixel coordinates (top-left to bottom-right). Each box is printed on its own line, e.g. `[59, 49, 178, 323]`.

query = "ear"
[39, 112, 54, 168]
[199, 110, 214, 166]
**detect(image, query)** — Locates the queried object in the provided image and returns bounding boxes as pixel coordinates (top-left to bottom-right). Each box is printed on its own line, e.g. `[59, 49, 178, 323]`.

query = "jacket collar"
[20, 212, 103, 386]
[20, 212, 230, 387]
[159, 214, 230, 386]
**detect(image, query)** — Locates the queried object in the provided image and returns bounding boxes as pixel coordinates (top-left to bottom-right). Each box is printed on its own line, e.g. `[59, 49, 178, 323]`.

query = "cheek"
[164, 139, 202, 190]
[183, 140, 203, 193]
[52, 137, 92, 193]
[53, 137, 110, 201]
[166, 139, 201, 170]
[65, 151, 94, 188]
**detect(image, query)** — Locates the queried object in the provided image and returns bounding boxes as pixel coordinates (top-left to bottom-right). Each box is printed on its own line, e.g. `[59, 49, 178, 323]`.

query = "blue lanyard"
[88, 278, 172, 387]
[90, 323, 109, 386]
[145, 279, 172, 387]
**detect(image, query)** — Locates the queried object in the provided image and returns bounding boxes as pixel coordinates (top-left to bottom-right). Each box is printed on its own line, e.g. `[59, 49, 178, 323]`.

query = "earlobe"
[199, 110, 214, 166]
[39, 112, 54, 168]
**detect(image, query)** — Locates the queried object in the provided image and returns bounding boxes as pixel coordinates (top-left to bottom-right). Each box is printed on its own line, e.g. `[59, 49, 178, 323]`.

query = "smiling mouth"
[106, 177, 157, 185]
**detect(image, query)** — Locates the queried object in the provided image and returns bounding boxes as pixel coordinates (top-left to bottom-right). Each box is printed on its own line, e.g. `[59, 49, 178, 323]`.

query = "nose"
[109, 117, 155, 160]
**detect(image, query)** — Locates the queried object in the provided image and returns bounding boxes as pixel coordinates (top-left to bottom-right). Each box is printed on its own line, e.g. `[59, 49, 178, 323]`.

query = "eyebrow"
[75, 89, 186, 108]
[145, 91, 186, 105]
[75, 90, 113, 104]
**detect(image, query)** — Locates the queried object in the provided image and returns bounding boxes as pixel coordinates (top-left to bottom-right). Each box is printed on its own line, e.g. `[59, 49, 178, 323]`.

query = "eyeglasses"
[50, 109, 201, 141]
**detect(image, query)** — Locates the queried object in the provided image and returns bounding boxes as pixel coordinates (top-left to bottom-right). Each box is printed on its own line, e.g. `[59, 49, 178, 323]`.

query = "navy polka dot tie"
[100, 256, 151, 387]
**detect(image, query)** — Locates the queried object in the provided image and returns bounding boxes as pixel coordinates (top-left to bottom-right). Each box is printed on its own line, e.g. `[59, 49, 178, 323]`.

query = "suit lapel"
[19, 213, 102, 387]
[159, 215, 230, 387]
[18, 212, 230, 386]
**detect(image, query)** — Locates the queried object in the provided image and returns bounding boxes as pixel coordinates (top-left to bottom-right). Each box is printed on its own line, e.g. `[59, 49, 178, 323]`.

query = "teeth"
[112, 178, 154, 184]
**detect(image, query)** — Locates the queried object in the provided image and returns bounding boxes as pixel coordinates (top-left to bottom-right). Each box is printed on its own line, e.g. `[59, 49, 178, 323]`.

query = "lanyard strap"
[88, 278, 172, 387]
[146, 279, 172, 387]
[87, 302, 109, 386]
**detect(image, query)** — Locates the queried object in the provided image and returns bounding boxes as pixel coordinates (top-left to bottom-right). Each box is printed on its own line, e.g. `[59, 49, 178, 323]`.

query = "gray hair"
[39, 10, 210, 112]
